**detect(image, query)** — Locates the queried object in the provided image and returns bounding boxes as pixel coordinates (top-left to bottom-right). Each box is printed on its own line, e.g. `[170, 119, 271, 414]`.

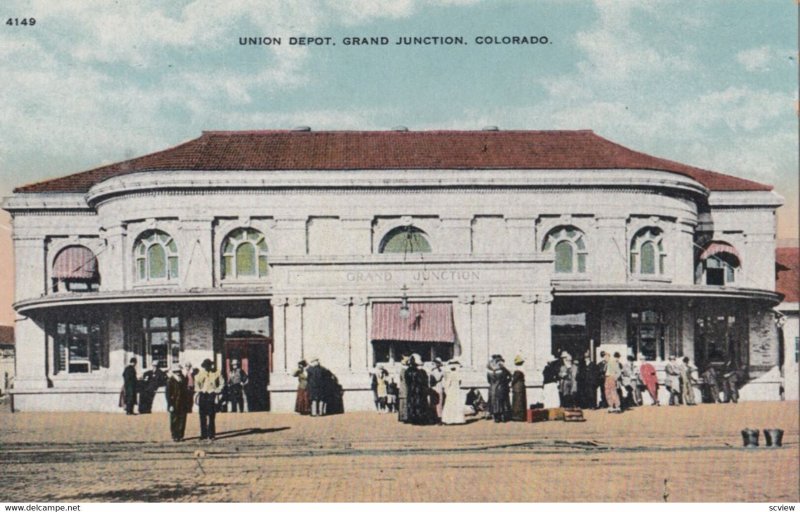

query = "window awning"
[52, 246, 97, 279]
[370, 302, 455, 343]
[700, 242, 740, 262]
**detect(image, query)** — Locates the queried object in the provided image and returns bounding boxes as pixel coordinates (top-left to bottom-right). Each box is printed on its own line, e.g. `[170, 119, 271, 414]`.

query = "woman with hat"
[441, 359, 465, 425]
[166, 364, 191, 441]
[557, 351, 579, 408]
[487, 355, 511, 422]
[511, 355, 527, 421]
[292, 360, 310, 415]
[405, 354, 430, 425]
[429, 357, 445, 423]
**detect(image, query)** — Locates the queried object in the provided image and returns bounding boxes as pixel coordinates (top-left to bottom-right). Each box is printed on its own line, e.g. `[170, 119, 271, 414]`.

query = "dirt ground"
[0, 400, 798, 503]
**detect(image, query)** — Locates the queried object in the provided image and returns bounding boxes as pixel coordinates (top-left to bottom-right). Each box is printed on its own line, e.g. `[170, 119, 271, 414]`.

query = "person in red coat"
[639, 359, 660, 406]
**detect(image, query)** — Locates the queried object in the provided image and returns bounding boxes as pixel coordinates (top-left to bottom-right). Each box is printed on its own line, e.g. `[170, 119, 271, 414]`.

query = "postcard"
[0, 0, 797, 507]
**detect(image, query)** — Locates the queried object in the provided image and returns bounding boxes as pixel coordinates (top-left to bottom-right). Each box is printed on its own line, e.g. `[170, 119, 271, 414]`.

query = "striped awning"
[52, 245, 97, 279]
[370, 302, 455, 343]
[700, 242, 740, 262]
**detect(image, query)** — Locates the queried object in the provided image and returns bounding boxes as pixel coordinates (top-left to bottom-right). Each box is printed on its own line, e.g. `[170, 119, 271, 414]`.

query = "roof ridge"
[10, 130, 773, 194]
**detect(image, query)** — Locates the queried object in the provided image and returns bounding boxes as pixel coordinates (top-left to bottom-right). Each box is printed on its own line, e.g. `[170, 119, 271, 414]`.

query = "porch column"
[285, 297, 305, 368]
[271, 297, 289, 374]
[531, 291, 553, 383]
[13, 317, 48, 389]
[472, 295, 491, 369]
[107, 307, 127, 378]
[455, 295, 474, 368]
[350, 296, 369, 370]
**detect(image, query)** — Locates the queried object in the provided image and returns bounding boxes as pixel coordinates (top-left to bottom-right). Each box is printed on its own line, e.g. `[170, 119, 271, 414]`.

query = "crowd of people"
[543, 349, 743, 413]
[121, 357, 255, 442]
[121, 346, 745, 440]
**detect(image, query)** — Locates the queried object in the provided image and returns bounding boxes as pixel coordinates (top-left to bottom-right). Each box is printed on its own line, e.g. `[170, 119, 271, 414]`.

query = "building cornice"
[73, 168, 712, 207]
[554, 283, 781, 304]
[708, 190, 784, 208]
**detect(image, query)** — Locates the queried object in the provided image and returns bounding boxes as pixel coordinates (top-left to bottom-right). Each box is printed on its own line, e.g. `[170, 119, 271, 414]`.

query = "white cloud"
[735, 45, 793, 73]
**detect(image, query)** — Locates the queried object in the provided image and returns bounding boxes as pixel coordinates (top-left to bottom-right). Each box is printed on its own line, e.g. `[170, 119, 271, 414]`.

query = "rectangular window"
[54, 321, 104, 374]
[627, 310, 665, 361]
[371, 340, 453, 365]
[142, 316, 181, 369]
[225, 315, 271, 339]
[795, 337, 799, 364]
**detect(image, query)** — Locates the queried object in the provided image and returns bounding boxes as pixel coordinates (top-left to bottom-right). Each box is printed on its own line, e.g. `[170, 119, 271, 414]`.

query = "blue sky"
[0, 0, 797, 237]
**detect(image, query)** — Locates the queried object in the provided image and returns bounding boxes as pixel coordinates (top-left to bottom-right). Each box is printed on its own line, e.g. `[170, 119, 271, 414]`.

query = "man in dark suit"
[122, 358, 138, 415]
[139, 361, 166, 413]
[306, 358, 324, 417]
[166, 364, 191, 441]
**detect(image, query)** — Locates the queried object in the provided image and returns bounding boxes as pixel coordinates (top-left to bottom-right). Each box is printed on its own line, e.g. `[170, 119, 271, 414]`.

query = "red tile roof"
[776, 247, 800, 303]
[14, 130, 772, 193]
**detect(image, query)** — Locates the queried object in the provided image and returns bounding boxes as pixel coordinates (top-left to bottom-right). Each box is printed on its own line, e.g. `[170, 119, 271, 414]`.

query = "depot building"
[2, 128, 787, 412]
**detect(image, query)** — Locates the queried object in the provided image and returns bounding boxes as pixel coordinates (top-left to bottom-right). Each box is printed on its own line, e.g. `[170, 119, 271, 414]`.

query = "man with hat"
[664, 355, 682, 406]
[227, 359, 249, 413]
[122, 358, 138, 415]
[139, 361, 166, 414]
[396, 355, 410, 423]
[195, 359, 223, 440]
[306, 357, 325, 417]
[166, 364, 191, 441]
[511, 355, 527, 421]
[557, 351, 579, 408]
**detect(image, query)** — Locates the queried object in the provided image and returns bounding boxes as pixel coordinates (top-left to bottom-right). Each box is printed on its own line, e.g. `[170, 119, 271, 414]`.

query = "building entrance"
[224, 338, 270, 411]
[220, 303, 272, 412]
[552, 312, 588, 360]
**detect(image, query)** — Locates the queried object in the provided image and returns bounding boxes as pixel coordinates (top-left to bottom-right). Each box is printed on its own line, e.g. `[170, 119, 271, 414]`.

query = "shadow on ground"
[63, 483, 227, 502]
[183, 426, 290, 441]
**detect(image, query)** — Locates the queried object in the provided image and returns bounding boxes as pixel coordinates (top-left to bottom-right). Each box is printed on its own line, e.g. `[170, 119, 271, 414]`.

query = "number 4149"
[6, 18, 36, 26]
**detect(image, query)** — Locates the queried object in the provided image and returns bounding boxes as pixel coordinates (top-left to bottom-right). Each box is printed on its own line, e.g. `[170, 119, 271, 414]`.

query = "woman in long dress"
[397, 357, 409, 422]
[680, 357, 697, 406]
[510, 355, 527, 421]
[441, 360, 465, 425]
[405, 354, 430, 425]
[292, 360, 310, 415]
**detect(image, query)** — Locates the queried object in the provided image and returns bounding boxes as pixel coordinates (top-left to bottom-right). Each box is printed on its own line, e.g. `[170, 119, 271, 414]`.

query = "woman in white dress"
[441, 360, 465, 425]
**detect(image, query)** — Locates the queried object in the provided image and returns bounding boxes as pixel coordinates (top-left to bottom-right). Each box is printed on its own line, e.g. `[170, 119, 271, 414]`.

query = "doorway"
[221, 306, 272, 412]
[224, 338, 271, 411]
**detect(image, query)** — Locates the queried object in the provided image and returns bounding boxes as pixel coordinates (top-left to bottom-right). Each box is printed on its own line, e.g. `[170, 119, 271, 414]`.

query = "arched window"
[222, 228, 268, 279]
[134, 230, 179, 282]
[698, 242, 740, 285]
[379, 226, 432, 254]
[543, 226, 586, 273]
[630, 227, 665, 275]
[51, 245, 99, 292]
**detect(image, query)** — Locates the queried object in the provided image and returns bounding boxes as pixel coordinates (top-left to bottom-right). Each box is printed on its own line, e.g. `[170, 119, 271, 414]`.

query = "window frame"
[53, 320, 105, 375]
[221, 228, 269, 280]
[543, 226, 587, 274]
[630, 227, 666, 277]
[142, 316, 182, 370]
[627, 309, 666, 362]
[133, 230, 179, 283]
[379, 226, 432, 254]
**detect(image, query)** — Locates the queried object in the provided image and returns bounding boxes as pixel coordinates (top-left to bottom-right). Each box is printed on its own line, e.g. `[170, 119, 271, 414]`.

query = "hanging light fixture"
[399, 284, 410, 319]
